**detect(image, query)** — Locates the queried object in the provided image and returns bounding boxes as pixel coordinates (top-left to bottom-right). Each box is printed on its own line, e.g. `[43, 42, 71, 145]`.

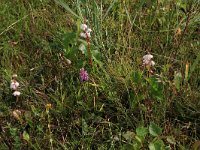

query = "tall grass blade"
[102, 0, 117, 20]
[54, 0, 80, 19]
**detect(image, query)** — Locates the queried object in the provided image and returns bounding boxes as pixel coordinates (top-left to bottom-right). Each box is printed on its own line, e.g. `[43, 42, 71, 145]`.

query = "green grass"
[0, 0, 200, 149]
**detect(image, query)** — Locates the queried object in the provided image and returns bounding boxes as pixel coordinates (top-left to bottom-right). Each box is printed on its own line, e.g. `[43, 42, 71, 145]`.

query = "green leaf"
[63, 32, 76, 48]
[92, 56, 103, 66]
[91, 50, 101, 59]
[23, 131, 30, 141]
[63, 32, 77, 56]
[149, 142, 157, 150]
[149, 139, 165, 150]
[176, 1, 187, 13]
[135, 135, 143, 143]
[148, 77, 163, 100]
[149, 122, 162, 137]
[136, 127, 148, 139]
[165, 146, 171, 150]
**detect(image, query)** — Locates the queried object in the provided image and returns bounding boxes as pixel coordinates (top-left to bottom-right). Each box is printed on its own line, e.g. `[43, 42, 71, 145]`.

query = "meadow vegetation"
[0, 0, 200, 149]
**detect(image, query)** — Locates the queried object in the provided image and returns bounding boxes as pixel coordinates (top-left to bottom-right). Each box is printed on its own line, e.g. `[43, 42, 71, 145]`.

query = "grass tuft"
[0, 0, 200, 149]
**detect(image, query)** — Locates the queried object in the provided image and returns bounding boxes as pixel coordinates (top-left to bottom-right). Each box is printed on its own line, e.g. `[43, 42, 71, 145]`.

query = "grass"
[0, 0, 200, 149]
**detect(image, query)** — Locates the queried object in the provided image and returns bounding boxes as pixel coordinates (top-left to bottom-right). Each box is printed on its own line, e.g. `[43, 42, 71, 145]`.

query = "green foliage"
[22, 131, 30, 141]
[136, 126, 148, 139]
[54, 0, 80, 19]
[148, 139, 166, 150]
[62, 32, 77, 55]
[148, 76, 164, 100]
[149, 122, 162, 137]
[0, 0, 199, 149]
[9, 126, 22, 149]
[121, 123, 172, 150]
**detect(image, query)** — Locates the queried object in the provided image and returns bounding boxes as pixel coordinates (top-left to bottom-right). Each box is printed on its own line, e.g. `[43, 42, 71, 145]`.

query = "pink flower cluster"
[142, 54, 155, 67]
[80, 68, 89, 82]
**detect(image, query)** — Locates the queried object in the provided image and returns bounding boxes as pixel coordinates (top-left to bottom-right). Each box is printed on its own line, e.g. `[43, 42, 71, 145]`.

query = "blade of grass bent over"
[54, 0, 80, 19]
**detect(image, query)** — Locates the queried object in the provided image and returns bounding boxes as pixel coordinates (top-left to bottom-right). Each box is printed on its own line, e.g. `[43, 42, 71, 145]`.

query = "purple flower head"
[80, 68, 89, 82]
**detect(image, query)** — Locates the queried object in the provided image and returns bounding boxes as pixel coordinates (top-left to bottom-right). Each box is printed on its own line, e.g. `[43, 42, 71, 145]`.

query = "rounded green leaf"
[136, 127, 148, 138]
[149, 122, 162, 137]
[149, 139, 165, 150]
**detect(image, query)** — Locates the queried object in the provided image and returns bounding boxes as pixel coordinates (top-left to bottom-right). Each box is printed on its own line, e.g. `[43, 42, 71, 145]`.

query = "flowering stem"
[84, 18, 92, 66]
[86, 32, 92, 66]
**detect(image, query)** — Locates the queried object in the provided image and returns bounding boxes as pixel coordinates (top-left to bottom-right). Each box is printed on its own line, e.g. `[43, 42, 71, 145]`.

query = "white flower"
[143, 59, 150, 65]
[80, 32, 91, 39]
[13, 91, 21, 96]
[80, 23, 92, 39]
[142, 54, 155, 66]
[10, 80, 19, 90]
[80, 24, 88, 31]
[150, 60, 155, 66]
[86, 32, 91, 38]
[80, 32, 87, 38]
[87, 28, 92, 33]
[12, 74, 18, 78]
[143, 54, 153, 61]
[66, 59, 71, 65]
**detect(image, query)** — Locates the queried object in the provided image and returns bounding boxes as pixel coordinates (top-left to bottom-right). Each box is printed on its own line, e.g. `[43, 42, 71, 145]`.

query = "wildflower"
[80, 32, 91, 39]
[150, 60, 155, 66]
[12, 74, 18, 78]
[80, 32, 87, 39]
[11, 74, 21, 101]
[13, 91, 21, 96]
[143, 54, 153, 62]
[143, 54, 155, 66]
[66, 59, 71, 65]
[87, 28, 92, 33]
[87, 32, 91, 37]
[80, 68, 89, 82]
[80, 23, 92, 39]
[80, 24, 88, 31]
[10, 80, 19, 90]
[80, 23, 93, 65]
